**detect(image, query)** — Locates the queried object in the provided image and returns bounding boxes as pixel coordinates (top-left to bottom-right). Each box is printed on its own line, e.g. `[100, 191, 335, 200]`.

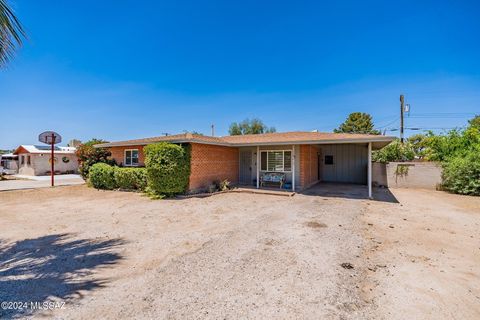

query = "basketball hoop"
[39, 131, 62, 145]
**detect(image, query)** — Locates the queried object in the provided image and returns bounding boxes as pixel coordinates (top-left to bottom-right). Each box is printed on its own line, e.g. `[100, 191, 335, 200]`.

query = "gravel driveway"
[0, 185, 369, 319]
[1, 185, 478, 319]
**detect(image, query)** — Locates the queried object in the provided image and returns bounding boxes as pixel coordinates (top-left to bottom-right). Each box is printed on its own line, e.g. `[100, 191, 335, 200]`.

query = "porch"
[238, 145, 299, 191]
[237, 142, 375, 198]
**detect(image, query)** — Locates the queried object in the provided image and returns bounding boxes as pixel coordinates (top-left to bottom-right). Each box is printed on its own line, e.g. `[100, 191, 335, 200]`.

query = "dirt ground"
[0, 185, 479, 319]
[361, 188, 480, 320]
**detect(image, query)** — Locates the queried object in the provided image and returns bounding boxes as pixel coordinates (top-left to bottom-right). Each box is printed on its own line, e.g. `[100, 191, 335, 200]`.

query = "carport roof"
[95, 131, 395, 149]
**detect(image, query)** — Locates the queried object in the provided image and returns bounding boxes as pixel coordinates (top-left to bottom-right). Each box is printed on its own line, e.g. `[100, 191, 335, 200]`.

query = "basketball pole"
[51, 133, 55, 187]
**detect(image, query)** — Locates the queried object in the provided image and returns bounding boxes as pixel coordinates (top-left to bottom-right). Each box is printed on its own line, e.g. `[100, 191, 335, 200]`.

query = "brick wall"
[299, 145, 319, 189]
[189, 143, 239, 191]
[108, 145, 146, 166]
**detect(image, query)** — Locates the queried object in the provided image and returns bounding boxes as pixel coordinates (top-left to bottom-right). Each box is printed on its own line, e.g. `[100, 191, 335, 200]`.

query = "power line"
[408, 112, 476, 119]
[406, 127, 465, 130]
[375, 117, 400, 129]
[410, 112, 476, 115]
[387, 126, 465, 131]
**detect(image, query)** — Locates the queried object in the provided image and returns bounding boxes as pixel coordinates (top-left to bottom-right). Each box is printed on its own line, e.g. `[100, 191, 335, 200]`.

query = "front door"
[239, 150, 252, 185]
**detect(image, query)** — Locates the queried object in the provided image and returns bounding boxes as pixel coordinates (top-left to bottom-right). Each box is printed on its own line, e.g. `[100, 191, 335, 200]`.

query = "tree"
[334, 112, 380, 135]
[372, 139, 415, 163]
[0, 0, 26, 68]
[407, 134, 429, 159]
[229, 118, 276, 135]
[183, 130, 203, 135]
[468, 115, 480, 130]
[75, 139, 115, 179]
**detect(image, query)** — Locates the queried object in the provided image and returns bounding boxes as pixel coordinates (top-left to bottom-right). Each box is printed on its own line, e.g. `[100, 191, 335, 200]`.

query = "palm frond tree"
[0, 0, 25, 68]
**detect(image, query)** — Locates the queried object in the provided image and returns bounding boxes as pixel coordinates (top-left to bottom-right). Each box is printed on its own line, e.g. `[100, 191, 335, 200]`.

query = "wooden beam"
[256, 146, 260, 189]
[292, 145, 296, 191]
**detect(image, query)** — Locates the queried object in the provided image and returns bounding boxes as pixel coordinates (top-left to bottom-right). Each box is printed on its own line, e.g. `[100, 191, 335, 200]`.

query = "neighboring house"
[96, 131, 394, 197]
[13, 145, 79, 176]
[0, 153, 18, 174]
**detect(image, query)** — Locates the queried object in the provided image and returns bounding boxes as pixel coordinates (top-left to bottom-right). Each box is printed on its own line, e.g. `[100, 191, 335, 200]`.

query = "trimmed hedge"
[114, 167, 147, 191]
[89, 163, 116, 190]
[89, 164, 147, 191]
[143, 142, 190, 197]
[88, 142, 191, 197]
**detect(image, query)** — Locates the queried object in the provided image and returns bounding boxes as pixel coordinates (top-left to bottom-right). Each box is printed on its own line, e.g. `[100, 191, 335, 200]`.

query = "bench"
[260, 172, 286, 189]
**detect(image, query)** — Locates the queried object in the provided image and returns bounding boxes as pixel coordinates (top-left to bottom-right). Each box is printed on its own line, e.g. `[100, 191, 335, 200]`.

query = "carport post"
[256, 146, 260, 189]
[368, 142, 372, 199]
[292, 145, 295, 191]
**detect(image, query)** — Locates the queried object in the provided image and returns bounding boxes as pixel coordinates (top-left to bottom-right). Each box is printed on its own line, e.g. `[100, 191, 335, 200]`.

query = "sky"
[1, 0, 479, 149]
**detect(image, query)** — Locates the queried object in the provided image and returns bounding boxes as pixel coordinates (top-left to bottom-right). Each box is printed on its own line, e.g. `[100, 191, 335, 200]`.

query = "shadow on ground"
[0, 233, 125, 318]
[301, 182, 399, 203]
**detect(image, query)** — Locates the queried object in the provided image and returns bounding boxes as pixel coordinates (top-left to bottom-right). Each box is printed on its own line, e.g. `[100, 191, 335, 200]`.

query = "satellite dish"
[39, 131, 62, 145]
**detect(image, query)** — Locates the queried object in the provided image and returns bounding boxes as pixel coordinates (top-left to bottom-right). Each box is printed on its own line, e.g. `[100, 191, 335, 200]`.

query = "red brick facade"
[108, 143, 239, 191]
[109, 145, 146, 166]
[299, 145, 319, 189]
[107, 143, 320, 191]
[189, 143, 239, 191]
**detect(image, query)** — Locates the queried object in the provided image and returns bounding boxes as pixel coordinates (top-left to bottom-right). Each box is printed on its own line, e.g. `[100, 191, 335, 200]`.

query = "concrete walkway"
[0, 175, 85, 191]
[13, 174, 82, 181]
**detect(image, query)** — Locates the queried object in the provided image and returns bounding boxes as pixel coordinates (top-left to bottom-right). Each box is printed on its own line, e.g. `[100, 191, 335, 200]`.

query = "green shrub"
[143, 142, 190, 197]
[442, 151, 480, 196]
[89, 163, 117, 190]
[76, 138, 116, 179]
[114, 167, 147, 190]
[372, 139, 415, 163]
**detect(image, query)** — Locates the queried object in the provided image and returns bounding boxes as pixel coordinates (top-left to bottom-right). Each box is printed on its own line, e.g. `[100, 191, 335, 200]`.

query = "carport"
[309, 140, 382, 198]
[232, 133, 393, 198]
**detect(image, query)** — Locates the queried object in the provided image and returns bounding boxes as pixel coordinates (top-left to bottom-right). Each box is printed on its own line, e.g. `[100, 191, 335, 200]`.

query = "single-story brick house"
[95, 131, 394, 197]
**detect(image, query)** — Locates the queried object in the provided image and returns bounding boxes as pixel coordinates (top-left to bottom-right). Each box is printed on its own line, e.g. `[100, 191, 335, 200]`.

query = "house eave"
[95, 139, 231, 148]
[230, 137, 394, 149]
[96, 136, 394, 150]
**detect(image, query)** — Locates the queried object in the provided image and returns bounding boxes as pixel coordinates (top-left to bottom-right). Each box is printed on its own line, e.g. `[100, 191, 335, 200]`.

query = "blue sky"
[1, 0, 479, 149]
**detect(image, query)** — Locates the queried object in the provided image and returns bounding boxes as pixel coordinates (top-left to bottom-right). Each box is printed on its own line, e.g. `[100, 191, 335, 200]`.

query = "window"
[27, 155, 31, 165]
[284, 151, 292, 171]
[260, 150, 292, 172]
[325, 155, 334, 165]
[21, 155, 25, 165]
[125, 149, 139, 166]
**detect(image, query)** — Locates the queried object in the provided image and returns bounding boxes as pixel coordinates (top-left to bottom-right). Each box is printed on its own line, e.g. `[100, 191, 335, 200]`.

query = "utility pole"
[400, 94, 405, 143]
[211, 124, 215, 137]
